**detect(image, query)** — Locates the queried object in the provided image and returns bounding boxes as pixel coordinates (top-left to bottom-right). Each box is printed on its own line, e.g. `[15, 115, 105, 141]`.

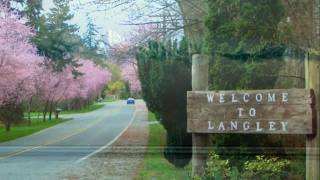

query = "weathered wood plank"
[187, 89, 314, 134]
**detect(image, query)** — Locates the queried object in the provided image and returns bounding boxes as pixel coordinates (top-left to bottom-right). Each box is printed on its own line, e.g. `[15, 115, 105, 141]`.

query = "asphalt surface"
[0, 100, 137, 180]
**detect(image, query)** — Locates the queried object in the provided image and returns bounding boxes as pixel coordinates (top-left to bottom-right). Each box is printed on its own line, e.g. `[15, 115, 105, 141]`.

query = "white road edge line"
[76, 109, 137, 163]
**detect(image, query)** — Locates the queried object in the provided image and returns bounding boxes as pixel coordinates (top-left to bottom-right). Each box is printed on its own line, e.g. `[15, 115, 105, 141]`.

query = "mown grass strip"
[0, 118, 71, 143]
[24, 103, 105, 117]
[137, 112, 190, 179]
[60, 104, 104, 114]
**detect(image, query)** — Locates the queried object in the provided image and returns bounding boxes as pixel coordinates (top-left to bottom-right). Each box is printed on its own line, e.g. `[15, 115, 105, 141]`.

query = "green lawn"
[60, 104, 104, 114]
[137, 112, 191, 179]
[103, 96, 116, 102]
[0, 118, 71, 143]
[24, 103, 105, 117]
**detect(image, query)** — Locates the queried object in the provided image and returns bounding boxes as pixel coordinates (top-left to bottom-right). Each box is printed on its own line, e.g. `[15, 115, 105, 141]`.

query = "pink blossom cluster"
[76, 59, 112, 99]
[34, 59, 111, 104]
[0, 4, 43, 105]
[0, 4, 112, 106]
[121, 62, 141, 93]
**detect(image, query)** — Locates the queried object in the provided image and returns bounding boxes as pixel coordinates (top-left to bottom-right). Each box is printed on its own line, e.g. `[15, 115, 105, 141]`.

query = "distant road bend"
[0, 100, 138, 180]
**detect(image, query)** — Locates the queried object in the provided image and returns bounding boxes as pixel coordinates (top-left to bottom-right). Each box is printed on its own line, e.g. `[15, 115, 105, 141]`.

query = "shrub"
[243, 155, 290, 179]
[194, 152, 290, 180]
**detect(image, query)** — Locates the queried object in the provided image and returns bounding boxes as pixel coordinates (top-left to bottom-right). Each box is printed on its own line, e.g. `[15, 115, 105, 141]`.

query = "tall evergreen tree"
[25, 0, 43, 30]
[34, 0, 81, 71]
[80, 17, 105, 64]
[83, 17, 99, 50]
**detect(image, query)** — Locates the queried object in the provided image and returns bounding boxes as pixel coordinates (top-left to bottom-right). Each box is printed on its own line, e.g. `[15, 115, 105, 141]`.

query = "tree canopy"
[34, 0, 81, 71]
[205, 0, 285, 57]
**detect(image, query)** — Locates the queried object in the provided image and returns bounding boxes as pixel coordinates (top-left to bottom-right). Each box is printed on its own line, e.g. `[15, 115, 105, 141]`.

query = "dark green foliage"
[83, 18, 99, 50]
[24, 0, 105, 69]
[0, 104, 24, 132]
[205, 0, 285, 56]
[80, 17, 106, 65]
[209, 56, 283, 90]
[24, 0, 43, 29]
[120, 82, 131, 99]
[34, 0, 81, 71]
[137, 38, 192, 167]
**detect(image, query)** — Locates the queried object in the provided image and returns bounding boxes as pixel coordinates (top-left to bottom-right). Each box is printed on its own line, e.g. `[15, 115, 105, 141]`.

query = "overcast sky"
[42, 0, 145, 45]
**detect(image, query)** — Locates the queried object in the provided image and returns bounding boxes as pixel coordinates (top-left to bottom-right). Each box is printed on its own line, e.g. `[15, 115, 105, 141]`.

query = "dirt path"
[61, 102, 149, 180]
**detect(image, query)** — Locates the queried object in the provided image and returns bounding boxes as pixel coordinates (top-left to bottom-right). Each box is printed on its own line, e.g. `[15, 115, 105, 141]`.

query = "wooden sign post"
[305, 53, 319, 180]
[191, 54, 209, 175]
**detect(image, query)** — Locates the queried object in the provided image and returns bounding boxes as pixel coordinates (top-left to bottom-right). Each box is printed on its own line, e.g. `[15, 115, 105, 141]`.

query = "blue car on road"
[127, 98, 135, 104]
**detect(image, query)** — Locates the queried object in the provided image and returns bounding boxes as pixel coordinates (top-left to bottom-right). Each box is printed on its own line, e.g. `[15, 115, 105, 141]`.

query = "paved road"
[0, 100, 138, 180]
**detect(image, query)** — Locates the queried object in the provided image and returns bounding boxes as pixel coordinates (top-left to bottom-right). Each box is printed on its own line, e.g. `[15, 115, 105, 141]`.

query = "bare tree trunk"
[43, 111, 47, 122]
[48, 101, 53, 121]
[177, 0, 208, 53]
[43, 100, 49, 122]
[55, 111, 59, 120]
[27, 97, 33, 125]
[67, 100, 71, 111]
[54, 103, 59, 120]
[5, 121, 11, 132]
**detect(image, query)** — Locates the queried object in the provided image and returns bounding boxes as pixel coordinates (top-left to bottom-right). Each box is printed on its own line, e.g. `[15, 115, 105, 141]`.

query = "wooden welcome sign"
[189, 55, 319, 179]
[187, 89, 315, 135]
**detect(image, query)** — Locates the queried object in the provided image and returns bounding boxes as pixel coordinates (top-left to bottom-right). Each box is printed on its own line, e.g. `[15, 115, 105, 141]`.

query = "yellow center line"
[0, 107, 123, 161]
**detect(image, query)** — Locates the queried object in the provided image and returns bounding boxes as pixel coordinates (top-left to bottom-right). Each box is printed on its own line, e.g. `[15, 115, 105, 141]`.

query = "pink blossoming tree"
[0, 4, 44, 130]
[34, 60, 111, 121]
[0, 4, 113, 129]
[121, 62, 141, 95]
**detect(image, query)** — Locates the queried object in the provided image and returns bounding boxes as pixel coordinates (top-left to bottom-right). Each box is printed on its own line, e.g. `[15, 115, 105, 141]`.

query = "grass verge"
[137, 112, 190, 179]
[103, 96, 116, 102]
[24, 103, 105, 117]
[60, 104, 104, 114]
[0, 118, 71, 143]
